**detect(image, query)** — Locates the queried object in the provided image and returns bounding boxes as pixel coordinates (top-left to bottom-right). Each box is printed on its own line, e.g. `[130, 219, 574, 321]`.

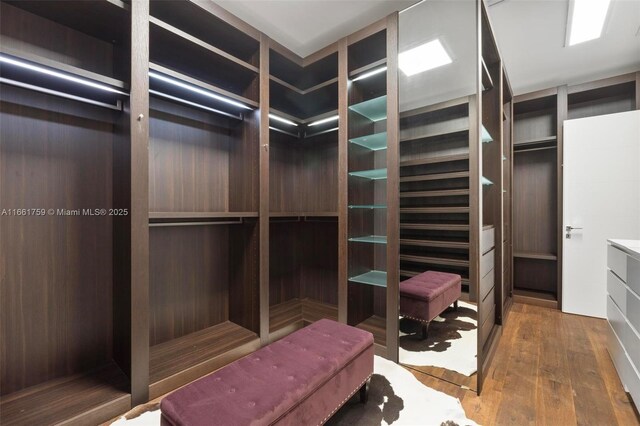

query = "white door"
[563, 110, 640, 318]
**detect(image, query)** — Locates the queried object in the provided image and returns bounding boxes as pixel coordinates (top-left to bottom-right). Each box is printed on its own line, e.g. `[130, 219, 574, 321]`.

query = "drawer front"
[607, 270, 627, 316]
[482, 227, 495, 254]
[608, 296, 626, 341]
[481, 249, 495, 279]
[625, 321, 640, 375]
[627, 288, 640, 335]
[608, 244, 628, 282]
[480, 304, 495, 348]
[628, 255, 640, 297]
[607, 323, 640, 407]
[480, 268, 494, 302]
[480, 286, 495, 327]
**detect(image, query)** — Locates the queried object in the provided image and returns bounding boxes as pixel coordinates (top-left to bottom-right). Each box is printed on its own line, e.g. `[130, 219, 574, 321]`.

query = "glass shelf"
[348, 270, 387, 287]
[349, 95, 387, 122]
[348, 235, 387, 244]
[349, 132, 387, 151]
[482, 125, 493, 143]
[482, 176, 494, 186]
[349, 168, 387, 180]
[348, 204, 387, 209]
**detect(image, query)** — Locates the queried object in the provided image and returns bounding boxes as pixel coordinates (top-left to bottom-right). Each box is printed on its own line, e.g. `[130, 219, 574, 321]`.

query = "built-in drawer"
[608, 295, 626, 342]
[480, 268, 494, 302]
[607, 270, 627, 315]
[481, 249, 494, 279]
[607, 323, 640, 407]
[625, 320, 640, 375]
[608, 244, 628, 282]
[627, 287, 640, 335]
[480, 286, 495, 326]
[482, 226, 495, 255]
[628, 255, 640, 296]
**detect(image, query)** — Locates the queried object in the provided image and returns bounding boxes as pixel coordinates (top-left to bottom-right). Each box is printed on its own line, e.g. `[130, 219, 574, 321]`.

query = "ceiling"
[216, 0, 418, 58]
[217, 0, 640, 94]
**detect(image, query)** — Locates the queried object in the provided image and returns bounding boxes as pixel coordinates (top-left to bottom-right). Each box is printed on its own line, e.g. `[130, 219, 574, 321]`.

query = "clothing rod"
[149, 90, 243, 120]
[149, 219, 243, 227]
[0, 77, 123, 110]
[269, 126, 299, 138]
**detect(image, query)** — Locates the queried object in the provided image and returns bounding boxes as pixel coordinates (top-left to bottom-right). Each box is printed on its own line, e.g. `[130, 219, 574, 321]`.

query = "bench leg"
[359, 380, 369, 404]
[454, 300, 459, 311]
[421, 322, 429, 340]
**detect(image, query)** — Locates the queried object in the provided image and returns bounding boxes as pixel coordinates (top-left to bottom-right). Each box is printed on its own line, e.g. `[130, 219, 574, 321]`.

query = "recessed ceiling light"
[568, 0, 611, 46]
[398, 39, 452, 77]
[269, 113, 298, 126]
[352, 67, 387, 82]
[308, 115, 339, 127]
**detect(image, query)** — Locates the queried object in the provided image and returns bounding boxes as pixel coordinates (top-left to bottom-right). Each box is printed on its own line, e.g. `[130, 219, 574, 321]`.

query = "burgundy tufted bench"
[400, 271, 462, 339]
[160, 319, 374, 426]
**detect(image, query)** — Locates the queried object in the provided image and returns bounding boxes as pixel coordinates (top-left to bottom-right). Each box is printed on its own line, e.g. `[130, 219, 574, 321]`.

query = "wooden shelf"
[270, 211, 338, 218]
[349, 58, 387, 79]
[400, 153, 469, 167]
[149, 62, 258, 109]
[400, 254, 469, 268]
[149, 321, 260, 399]
[400, 126, 469, 144]
[513, 289, 558, 309]
[355, 315, 386, 347]
[400, 239, 469, 249]
[514, 252, 557, 261]
[513, 136, 557, 147]
[0, 362, 130, 425]
[150, 212, 258, 220]
[400, 189, 469, 198]
[400, 207, 470, 214]
[400, 223, 469, 231]
[5, 0, 129, 45]
[150, 17, 258, 73]
[400, 171, 469, 183]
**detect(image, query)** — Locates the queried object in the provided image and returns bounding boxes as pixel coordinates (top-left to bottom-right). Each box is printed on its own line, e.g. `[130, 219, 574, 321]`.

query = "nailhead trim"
[401, 314, 430, 324]
[318, 374, 372, 425]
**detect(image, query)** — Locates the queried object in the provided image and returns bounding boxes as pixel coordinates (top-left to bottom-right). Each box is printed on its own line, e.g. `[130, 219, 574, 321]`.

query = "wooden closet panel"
[228, 222, 260, 333]
[0, 95, 114, 395]
[0, 3, 117, 79]
[149, 100, 231, 213]
[302, 138, 339, 212]
[149, 226, 229, 346]
[269, 222, 302, 305]
[269, 137, 301, 213]
[513, 109, 556, 142]
[513, 149, 557, 254]
[300, 221, 338, 305]
[229, 110, 259, 212]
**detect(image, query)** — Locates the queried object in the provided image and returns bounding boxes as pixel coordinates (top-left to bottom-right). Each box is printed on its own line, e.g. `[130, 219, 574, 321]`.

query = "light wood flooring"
[410, 302, 640, 425]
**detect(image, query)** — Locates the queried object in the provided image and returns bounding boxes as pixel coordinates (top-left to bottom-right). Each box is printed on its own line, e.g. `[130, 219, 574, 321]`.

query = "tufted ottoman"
[160, 319, 374, 426]
[400, 271, 462, 340]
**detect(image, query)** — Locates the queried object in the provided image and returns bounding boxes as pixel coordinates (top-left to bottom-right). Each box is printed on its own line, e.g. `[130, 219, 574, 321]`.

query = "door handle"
[566, 225, 583, 238]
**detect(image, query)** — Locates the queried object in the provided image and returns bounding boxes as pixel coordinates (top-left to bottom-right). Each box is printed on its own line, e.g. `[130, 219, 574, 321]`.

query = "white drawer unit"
[606, 240, 640, 409]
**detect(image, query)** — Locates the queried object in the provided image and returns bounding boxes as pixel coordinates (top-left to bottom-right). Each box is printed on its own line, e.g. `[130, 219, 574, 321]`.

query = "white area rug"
[399, 301, 477, 377]
[112, 356, 477, 426]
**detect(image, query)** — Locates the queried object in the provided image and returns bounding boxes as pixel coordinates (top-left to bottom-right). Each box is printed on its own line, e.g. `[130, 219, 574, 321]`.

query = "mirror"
[397, 0, 479, 391]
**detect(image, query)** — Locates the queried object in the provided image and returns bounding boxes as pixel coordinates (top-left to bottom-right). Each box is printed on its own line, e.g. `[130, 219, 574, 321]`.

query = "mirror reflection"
[398, 0, 478, 391]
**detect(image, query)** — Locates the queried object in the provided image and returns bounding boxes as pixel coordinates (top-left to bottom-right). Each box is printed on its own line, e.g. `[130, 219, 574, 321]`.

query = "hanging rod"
[149, 218, 244, 227]
[149, 90, 243, 120]
[0, 77, 123, 110]
[269, 126, 299, 138]
[514, 145, 557, 154]
[304, 126, 339, 139]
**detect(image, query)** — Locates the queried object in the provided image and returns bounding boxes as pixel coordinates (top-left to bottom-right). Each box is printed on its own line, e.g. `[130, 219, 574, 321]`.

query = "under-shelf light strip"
[351, 66, 387, 82]
[307, 115, 339, 127]
[269, 113, 298, 126]
[0, 54, 128, 95]
[149, 71, 252, 110]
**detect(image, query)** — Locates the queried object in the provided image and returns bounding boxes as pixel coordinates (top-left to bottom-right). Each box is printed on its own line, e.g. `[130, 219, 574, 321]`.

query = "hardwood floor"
[410, 303, 640, 425]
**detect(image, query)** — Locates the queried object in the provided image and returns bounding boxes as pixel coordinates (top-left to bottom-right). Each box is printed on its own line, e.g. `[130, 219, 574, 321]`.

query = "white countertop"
[609, 239, 640, 260]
